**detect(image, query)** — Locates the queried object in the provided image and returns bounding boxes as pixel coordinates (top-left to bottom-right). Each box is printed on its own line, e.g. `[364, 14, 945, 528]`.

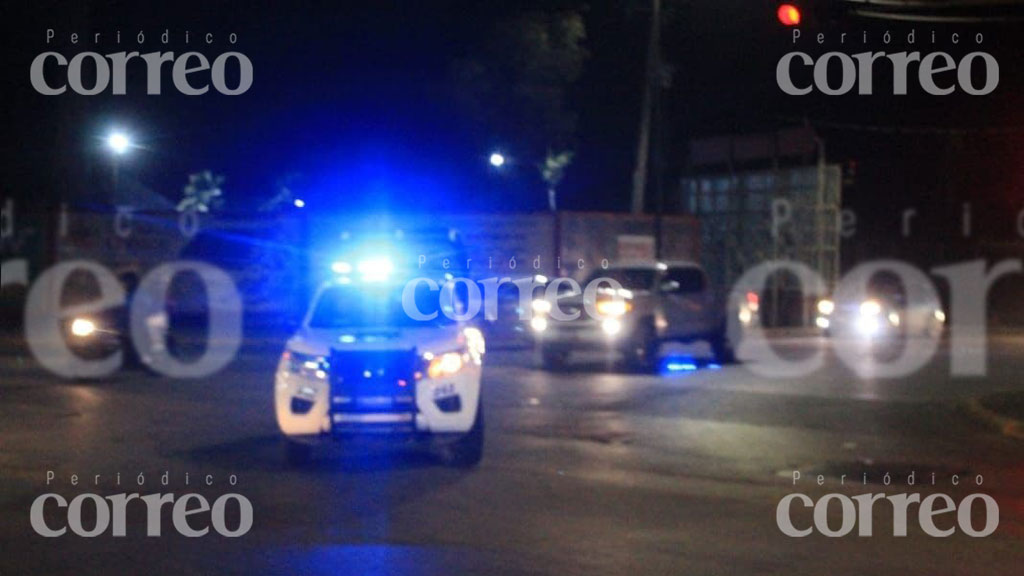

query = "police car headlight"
[427, 352, 464, 379]
[281, 351, 329, 379]
[596, 299, 631, 317]
[462, 327, 486, 359]
[70, 318, 97, 338]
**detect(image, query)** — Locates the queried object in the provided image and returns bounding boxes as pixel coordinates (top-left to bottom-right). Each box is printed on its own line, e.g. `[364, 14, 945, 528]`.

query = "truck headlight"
[601, 318, 623, 336]
[70, 318, 97, 338]
[530, 316, 548, 332]
[817, 299, 835, 316]
[856, 316, 880, 337]
[531, 299, 552, 315]
[427, 352, 464, 379]
[859, 300, 882, 317]
[596, 299, 631, 317]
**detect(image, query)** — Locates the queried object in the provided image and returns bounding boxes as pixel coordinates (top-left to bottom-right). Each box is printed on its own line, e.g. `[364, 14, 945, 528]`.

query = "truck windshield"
[585, 269, 656, 291]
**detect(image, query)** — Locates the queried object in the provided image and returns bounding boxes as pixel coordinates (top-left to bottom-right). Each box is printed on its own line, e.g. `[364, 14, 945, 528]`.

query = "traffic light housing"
[777, 3, 802, 26]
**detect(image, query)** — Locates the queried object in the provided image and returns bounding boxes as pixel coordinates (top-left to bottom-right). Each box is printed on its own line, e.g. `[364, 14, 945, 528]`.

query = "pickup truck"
[530, 261, 734, 370]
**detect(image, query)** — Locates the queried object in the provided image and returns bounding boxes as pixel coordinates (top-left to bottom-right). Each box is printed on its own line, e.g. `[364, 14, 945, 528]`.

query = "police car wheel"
[285, 439, 312, 467]
[443, 405, 484, 468]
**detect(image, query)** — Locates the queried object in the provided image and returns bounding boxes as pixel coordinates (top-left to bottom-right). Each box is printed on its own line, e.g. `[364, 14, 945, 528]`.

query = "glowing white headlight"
[601, 318, 623, 336]
[70, 318, 97, 337]
[530, 316, 548, 333]
[815, 316, 830, 329]
[817, 299, 835, 315]
[859, 300, 882, 317]
[531, 299, 552, 314]
[596, 299, 630, 317]
[463, 327, 486, 357]
[856, 316, 880, 337]
[427, 352, 464, 379]
[934, 310, 946, 323]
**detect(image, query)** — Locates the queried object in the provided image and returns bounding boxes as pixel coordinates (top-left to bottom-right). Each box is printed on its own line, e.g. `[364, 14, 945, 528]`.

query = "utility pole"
[630, 0, 661, 216]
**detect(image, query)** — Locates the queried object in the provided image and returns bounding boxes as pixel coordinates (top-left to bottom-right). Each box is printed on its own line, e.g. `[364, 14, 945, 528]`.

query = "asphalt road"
[1, 334, 1022, 575]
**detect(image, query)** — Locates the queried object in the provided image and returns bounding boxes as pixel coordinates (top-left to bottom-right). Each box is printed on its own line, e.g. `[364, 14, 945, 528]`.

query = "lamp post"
[106, 132, 131, 199]
[489, 150, 568, 279]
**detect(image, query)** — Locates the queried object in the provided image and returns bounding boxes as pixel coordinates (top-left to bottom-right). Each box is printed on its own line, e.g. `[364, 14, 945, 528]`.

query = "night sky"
[2, 0, 1022, 248]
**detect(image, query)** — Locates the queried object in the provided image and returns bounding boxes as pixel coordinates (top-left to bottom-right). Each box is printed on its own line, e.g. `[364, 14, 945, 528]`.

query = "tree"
[259, 172, 305, 213]
[539, 149, 574, 211]
[453, 7, 588, 205]
[177, 170, 225, 214]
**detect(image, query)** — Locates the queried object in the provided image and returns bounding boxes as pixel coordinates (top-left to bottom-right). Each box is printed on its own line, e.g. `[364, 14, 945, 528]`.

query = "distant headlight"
[70, 318, 97, 338]
[601, 318, 623, 336]
[888, 312, 901, 327]
[934, 310, 946, 323]
[596, 299, 631, 317]
[530, 316, 548, 333]
[816, 299, 835, 316]
[531, 299, 552, 315]
[856, 316, 880, 337]
[427, 352, 464, 379]
[859, 300, 882, 317]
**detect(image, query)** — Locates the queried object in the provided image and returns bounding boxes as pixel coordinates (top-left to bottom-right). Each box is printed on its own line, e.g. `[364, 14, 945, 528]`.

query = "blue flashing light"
[666, 362, 698, 372]
[662, 355, 700, 374]
[357, 257, 394, 282]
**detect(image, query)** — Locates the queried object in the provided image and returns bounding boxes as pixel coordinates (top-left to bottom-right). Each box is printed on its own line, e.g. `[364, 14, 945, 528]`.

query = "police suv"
[275, 233, 485, 467]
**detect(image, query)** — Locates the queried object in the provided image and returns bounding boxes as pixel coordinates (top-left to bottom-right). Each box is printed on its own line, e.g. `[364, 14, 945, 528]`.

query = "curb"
[964, 397, 1024, 440]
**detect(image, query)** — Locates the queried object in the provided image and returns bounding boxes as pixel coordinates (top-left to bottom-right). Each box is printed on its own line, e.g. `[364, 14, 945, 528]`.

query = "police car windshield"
[308, 284, 455, 329]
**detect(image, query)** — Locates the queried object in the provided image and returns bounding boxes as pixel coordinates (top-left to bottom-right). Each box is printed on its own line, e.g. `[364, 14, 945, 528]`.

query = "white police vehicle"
[275, 236, 485, 467]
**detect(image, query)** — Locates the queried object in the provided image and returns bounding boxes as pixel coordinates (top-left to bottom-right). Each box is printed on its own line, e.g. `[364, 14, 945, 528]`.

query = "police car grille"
[328, 349, 418, 415]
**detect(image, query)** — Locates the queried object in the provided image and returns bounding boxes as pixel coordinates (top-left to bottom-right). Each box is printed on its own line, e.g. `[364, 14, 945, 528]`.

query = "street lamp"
[107, 132, 131, 155]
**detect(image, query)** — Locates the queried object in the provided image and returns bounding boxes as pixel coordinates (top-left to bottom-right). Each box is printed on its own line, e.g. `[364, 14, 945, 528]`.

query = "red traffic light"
[777, 4, 801, 26]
